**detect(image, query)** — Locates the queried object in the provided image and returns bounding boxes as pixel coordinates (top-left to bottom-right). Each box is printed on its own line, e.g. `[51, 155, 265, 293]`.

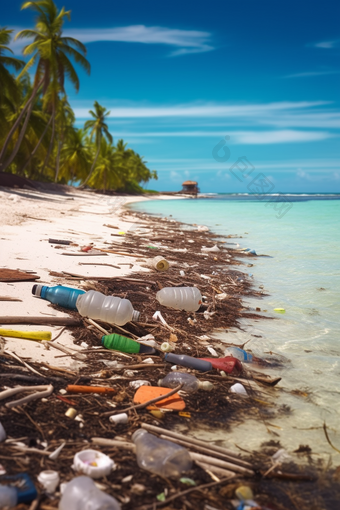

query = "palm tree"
[0, 27, 24, 105]
[0, 28, 25, 158]
[0, 0, 90, 172]
[59, 128, 90, 183]
[87, 138, 122, 191]
[81, 101, 113, 186]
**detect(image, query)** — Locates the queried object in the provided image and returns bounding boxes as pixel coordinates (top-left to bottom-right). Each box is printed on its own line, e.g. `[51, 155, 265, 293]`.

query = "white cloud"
[105, 129, 334, 144]
[10, 25, 214, 57]
[284, 70, 340, 78]
[72, 100, 329, 119]
[314, 39, 340, 49]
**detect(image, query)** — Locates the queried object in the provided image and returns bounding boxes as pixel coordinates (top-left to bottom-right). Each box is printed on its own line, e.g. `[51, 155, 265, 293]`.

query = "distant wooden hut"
[181, 180, 199, 196]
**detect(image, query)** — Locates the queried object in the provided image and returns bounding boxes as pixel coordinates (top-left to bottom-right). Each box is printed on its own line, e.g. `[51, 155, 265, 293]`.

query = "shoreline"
[1, 182, 337, 509]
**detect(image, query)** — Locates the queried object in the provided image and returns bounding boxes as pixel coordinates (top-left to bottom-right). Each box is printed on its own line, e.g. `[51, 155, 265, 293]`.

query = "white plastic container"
[109, 413, 128, 425]
[156, 287, 202, 312]
[132, 429, 192, 478]
[76, 290, 140, 326]
[230, 383, 248, 396]
[72, 449, 114, 478]
[37, 470, 60, 493]
[59, 475, 121, 510]
[158, 372, 214, 393]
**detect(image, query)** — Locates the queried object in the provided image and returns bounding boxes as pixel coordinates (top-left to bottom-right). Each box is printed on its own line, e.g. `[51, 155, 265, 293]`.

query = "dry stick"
[137, 477, 235, 510]
[195, 461, 236, 479]
[91, 438, 136, 451]
[189, 451, 253, 476]
[61, 252, 109, 257]
[0, 316, 81, 326]
[79, 262, 121, 269]
[4, 350, 45, 377]
[0, 384, 53, 408]
[0, 296, 22, 302]
[158, 434, 252, 470]
[42, 341, 86, 361]
[101, 384, 183, 416]
[85, 318, 109, 336]
[95, 247, 146, 258]
[141, 423, 251, 464]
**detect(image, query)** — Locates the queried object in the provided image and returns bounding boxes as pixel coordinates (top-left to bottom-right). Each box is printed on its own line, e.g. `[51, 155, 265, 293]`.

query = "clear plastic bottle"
[156, 287, 202, 312]
[32, 284, 85, 310]
[76, 290, 140, 326]
[0, 486, 17, 509]
[165, 353, 212, 372]
[132, 429, 192, 478]
[102, 333, 155, 354]
[59, 476, 121, 510]
[158, 372, 214, 393]
[224, 346, 253, 363]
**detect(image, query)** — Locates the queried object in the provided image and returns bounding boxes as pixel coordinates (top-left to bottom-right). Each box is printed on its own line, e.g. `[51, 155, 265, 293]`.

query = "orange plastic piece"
[66, 385, 116, 394]
[133, 386, 186, 411]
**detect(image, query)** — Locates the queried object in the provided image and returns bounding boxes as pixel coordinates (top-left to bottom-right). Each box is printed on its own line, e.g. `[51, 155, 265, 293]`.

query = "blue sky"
[6, 0, 340, 192]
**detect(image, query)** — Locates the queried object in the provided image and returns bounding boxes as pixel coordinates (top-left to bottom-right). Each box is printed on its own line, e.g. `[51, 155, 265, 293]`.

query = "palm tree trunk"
[81, 139, 101, 187]
[17, 115, 53, 176]
[0, 78, 43, 167]
[40, 103, 56, 176]
[1, 98, 35, 172]
[54, 131, 64, 182]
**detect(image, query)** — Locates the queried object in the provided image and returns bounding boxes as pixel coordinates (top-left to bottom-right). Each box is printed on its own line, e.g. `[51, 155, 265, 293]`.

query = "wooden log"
[0, 316, 81, 327]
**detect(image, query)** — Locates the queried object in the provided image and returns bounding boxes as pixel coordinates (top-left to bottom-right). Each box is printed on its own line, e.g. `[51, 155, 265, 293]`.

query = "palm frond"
[60, 44, 91, 75]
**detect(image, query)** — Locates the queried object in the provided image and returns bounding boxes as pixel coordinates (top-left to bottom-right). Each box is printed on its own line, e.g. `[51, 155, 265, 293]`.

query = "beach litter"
[0, 208, 334, 510]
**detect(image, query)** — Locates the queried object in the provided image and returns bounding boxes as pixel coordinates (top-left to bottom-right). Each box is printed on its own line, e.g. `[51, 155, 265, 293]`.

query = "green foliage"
[0, 0, 158, 192]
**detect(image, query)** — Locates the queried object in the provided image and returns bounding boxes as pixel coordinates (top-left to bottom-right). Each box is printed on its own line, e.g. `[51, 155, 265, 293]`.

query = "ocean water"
[131, 195, 340, 458]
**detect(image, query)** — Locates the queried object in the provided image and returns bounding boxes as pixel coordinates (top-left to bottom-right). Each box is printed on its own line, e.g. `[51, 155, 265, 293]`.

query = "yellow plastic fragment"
[274, 308, 286, 314]
[149, 410, 165, 419]
[178, 412, 191, 418]
[0, 329, 52, 341]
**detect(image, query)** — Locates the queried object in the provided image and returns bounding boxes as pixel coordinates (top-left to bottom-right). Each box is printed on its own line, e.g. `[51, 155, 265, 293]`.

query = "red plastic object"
[200, 357, 243, 373]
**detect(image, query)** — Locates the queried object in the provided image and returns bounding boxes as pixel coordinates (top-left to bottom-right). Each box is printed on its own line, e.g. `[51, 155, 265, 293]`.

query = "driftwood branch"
[0, 316, 81, 326]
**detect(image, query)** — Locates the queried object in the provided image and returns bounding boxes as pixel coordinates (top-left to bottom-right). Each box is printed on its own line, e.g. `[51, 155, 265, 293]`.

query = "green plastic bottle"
[101, 334, 155, 354]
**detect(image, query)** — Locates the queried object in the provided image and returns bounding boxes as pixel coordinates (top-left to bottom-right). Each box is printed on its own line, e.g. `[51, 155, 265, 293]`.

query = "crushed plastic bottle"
[59, 475, 121, 510]
[76, 290, 140, 326]
[158, 372, 214, 393]
[132, 429, 192, 478]
[224, 346, 253, 363]
[156, 287, 202, 312]
[32, 284, 85, 310]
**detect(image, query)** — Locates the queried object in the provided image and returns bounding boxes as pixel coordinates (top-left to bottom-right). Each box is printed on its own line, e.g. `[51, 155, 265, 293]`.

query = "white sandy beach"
[0, 185, 175, 368]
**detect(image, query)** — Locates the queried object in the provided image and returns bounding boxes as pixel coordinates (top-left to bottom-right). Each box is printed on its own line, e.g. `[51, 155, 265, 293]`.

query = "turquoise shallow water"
[131, 196, 340, 457]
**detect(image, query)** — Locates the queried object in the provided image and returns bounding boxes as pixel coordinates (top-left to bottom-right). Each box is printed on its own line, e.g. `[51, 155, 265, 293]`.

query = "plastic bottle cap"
[198, 381, 214, 391]
[72, 450, 114, 478]
[37, 470, 60, 493]
[32, 284, 43, 296]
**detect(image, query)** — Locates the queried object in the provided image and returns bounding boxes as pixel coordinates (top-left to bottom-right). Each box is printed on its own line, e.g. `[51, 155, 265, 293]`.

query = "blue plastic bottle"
[32, 284, 85, 310]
